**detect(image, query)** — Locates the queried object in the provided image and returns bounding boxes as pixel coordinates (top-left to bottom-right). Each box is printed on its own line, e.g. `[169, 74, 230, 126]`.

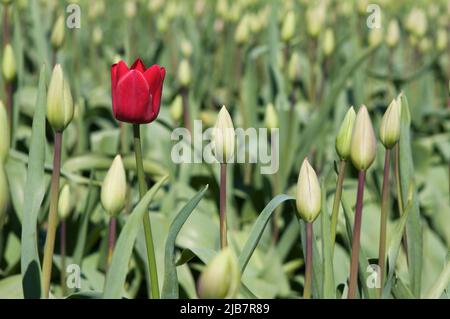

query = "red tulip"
[111, 58, 165, 124]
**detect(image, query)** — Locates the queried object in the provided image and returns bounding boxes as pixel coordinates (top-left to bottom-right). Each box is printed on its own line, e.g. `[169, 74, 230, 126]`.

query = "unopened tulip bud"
[156, 16, 168, 33]
[2, 44, 16, 83]
[386, 20, 400, 48]
[0, 102, 9, 163]
[281, 11, 295, 42]
[170, 95, 183, 122]
[197, 248, 241, 299]
[380, 97, 401, 149]
[148, 0, 163, 13]
[335, 107, 356, 160]
[213, 106, 235, 163]
[357, 0, 369, 15]
[124, 0, 137, 19]
[288, 52, 301, 83]
[50, 14, 65, 50]
[419, 37, 431, 54]
[436, 28, 447, 51]
[178, 59, 191, 87]
[199, 110, 217, 128]
[47, 64, 74, 132]
[92, 26, 103, 45]
[306, 4, 325, 38]
[0, 167, 8, 229]
[235, 16, 250, 45]
[350, 105, 376, 171]
[296, 158, 321, 223]
[323, 28, 335, 57]
[180, 39, 193, 58]
[264, 103, 278, 130]
[101, 155, 126, 217]
[58, 184, 72, 220]
[369, 28, 383, 47]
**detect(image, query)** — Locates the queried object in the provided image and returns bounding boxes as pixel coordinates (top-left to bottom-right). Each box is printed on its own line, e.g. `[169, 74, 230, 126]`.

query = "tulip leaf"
[238, 194, 295, 273]
[20, 66, 47, 299]
[161, 185, 209, 299]
[425, 258, 450, 299]
[103, 175, 168, 299]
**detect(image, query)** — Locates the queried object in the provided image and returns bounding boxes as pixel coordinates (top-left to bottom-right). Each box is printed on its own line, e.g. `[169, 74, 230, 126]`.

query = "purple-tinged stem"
[220, 163, 227, 249]
[304, 222, 313, 299]
[107, 217, 116, 268]
[60, 220, 66, 295]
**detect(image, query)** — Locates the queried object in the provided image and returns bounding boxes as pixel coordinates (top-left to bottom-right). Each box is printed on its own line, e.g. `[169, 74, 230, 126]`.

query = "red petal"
[114, 70, 154, 124]
[149, 67, 165, 120]
[111, 61, 130, 114]
[131, 58, 146, 73]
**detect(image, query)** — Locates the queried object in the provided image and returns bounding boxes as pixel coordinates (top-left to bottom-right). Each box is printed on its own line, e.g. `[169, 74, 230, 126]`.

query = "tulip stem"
[107, 217, 116, 268]
[348, 169, 366, 299]
[378, 149, 391, 298]
[133, 124, 160, 299]
[42, 131, 63, 298]
[304, 222, 313, 299]
[220, 163, 228, 249]
[60, 219, 66, 296]
[330, 160, 347, 253]
[5, 82, 13, 142]
[394, 144, 408, 258]
[2, 5, 9, 47]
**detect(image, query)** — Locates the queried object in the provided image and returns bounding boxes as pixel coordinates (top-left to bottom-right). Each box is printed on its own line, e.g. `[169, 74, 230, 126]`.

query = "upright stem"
[60, 219, 66, 296]
[5, 83, 13, 139]
[181, 87, 191, 133]
[42, 131, 63, 298]
[348, 170, 366, 299]
[2, 5, 9, 47]
[220, 163, 228, 249]
[133, 124, 160, 299]
[107, 217, 116, 267]
[330, 160, 347, 252]
[304, 222, 313, 299]
[394, 144, 408, 258]
[378, 149, 391, 298]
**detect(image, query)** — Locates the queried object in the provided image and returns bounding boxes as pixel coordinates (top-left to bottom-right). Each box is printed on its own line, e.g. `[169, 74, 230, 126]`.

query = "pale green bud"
[264, 103, 278, 130]
[170, 95, 183, 123]
[386, 20, 400, 48]
[58, 184, 72, 220]
[335, 106, 356, 160]
[2, 44, 16, 83]
[296, 158, 321, 223]
[197, 248, 241, 299]
[235, 16, 250, 45]
[380, 97, 401, 149]
[406, 8, 427, 37]
[199, 110, 217, 128]
[101, 155, 126, 217]
[350, 105, 376, 171]
[157, 16, 168, 33]
[47, 64, 74, 132]
[436, 28, 448, 51]
[0, 101, 9, 163]
[124, 0, 137, 19]
[357, 0, 369, 15]
[368, 28, 383, 47]
[92, 26, 103, 45]
[148, 0, 164, 13]
[0, 167, 8, 229]
[419, 37, 431, 54]
[50, 14, 65, 50]
[178, 59, 191, 87]
[281, 11, 296, 42]
[306, 4, 325, 38]
[180, 39, 193, 58]
[212, 106, 235, 163]
[288, 52, 301, 83]
[323, 28, 335, 57]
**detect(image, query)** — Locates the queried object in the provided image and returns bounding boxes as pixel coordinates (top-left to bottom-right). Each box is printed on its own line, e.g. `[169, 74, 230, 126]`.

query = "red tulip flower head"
[111, 58, 165, 124]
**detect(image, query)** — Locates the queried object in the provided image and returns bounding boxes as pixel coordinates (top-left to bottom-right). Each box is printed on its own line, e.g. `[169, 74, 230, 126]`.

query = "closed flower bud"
[350, 105, 376, 171]
[101, 155, 126, 217]
[288, 52, 301, 83]
[50, 14, 65, 50]
[235, 16, 250, 45]
[264, 103, 278, 130]
[170, 95, 183, 122]
[281, 11, 295, 42]
[323, 28, 335, 57]
[386, 20, 400, 48]
[2, 44, 16, 83]
[335, 106, 356, 160]
[212, 106, 235, 163]
[180, 39, 193, 58]
[197, 248, 241, 299]
[58, 184, 72, 220]
[47, 64, 74, 132]
[436, 28, 447, 51]
[124, 0, 137, 19]
[418, 37, 431, 54]
[380, 97, 401, 149]
[406, 8, 427, 38]
[296, 158, 321, 223]
[92, 26, 103, 45]
[306, 4, 325, 38]
[148, 0, 164, 13]
[178, 59, 191, 87]
[368, 28, 383, 47]
[0, 101, 9, 163]
[0, 167, 8, 229]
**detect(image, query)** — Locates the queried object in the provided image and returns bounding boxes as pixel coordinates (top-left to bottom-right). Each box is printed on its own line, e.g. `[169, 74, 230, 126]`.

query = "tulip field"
[0, 0, 450, 301]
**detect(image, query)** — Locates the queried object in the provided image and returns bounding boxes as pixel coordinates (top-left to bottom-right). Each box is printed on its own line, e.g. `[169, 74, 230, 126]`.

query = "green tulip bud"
[199, 110, 217, 128]
[368, 28, 383, 47]
[197, 248, 241, 299]
[212, 106, 235, 163]
[92, 26, 103, 45]
[296, 158, 321, 223]
[178, 59, 191, 87]
[47, 64, 74, 132]
[380, 97, 401, 149]
[58, 184, 72, 220]
[124, 0, 137, 19]
[406, 8, 427, 38]
[0, 167, 8, 230]
[2, 44, 16, 83]
[350, 105, 377, 171]
[156, 16, 168, 33]
[0, 101, 9, 163]
[235, 16, 250, 45]
[170, 95, 183, 123]
[323, 28, 335, 57]
[288, 52, 301, 83]
[50, 14, 65, 50]
[180, 39, 193, 58]
[418, 37, 431, 54]
[306, 4, 325, 38]
[148, 0, 164, 13]
[281, 11, 295, 42]
[101, 155, 126, 217]
[335, 106, 356, 160]
[264, 103, 278, 130]
[436, 28, 448, 51]
[386, 20, 400, 48]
